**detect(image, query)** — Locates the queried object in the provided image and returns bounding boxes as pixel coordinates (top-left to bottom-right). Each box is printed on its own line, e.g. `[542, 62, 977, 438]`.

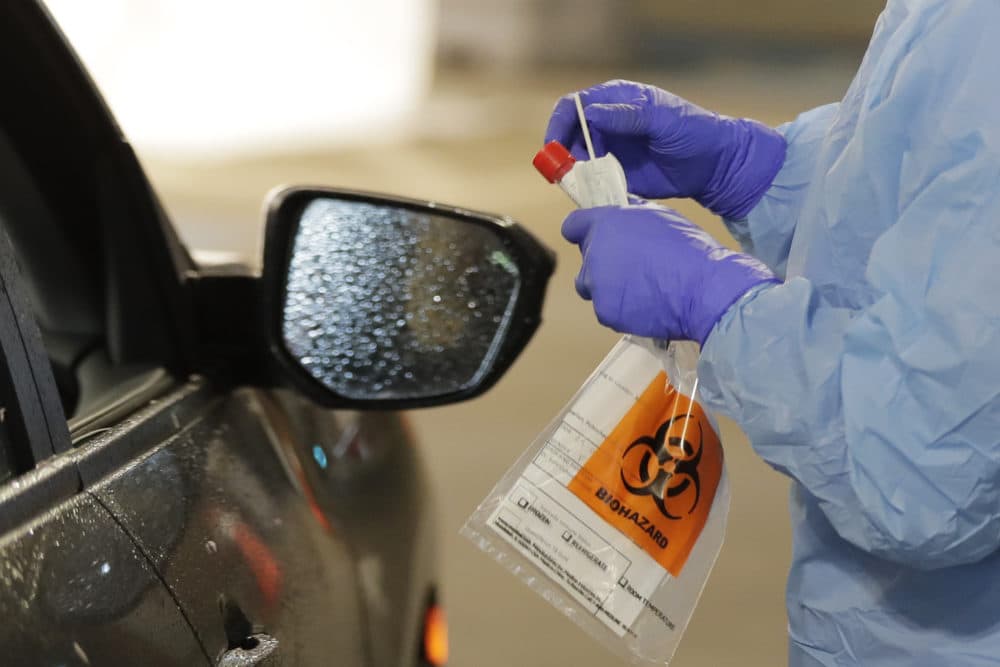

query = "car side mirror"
[260, 187, 555, 409]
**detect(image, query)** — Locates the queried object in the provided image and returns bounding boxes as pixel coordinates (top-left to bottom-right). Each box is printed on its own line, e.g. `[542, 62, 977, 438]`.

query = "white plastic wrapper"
[462, 337, 730, 665]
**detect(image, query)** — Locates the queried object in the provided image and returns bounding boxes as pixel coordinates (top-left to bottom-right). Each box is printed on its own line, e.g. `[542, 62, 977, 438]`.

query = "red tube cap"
[533, 141, 576, 184]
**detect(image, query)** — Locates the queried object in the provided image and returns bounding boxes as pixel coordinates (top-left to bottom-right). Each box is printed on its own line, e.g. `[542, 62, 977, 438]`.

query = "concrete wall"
[438, 0, 885, 67]
[438, 0, 628, 67]
[635, 1, 885, 42]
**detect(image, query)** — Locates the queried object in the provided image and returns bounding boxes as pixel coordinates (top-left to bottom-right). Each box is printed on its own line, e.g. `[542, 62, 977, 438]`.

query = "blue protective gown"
[697, 1, 1000, 664]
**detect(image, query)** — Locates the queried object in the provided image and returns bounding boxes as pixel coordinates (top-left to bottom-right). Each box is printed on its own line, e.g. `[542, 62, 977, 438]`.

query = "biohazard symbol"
[619, 414, 703, 520]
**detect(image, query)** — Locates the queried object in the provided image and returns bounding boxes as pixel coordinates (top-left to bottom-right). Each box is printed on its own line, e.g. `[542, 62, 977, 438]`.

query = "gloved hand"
[563, 201, 779, 344]
[545, 80, 787, 220]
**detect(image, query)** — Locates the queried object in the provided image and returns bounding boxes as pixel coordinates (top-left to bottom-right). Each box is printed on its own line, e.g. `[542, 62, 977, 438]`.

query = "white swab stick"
[574, 93, 597, 160]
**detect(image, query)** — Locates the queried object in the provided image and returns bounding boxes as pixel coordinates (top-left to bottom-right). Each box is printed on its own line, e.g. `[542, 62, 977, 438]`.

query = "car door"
[0, 485, 209, 667]
[0, 3, 369, 664]
[0, 204, 205, 665]
[0, 479, 208, 667]
[82, 382, 370, 666]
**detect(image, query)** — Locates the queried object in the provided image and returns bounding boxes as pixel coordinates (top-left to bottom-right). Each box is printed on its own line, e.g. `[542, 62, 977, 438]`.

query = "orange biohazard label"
[568, 371, 722, 577]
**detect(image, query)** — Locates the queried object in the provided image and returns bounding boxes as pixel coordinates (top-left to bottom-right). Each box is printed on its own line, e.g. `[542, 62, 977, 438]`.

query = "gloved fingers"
[551, 129, 609, 161]
[574, 269, 592, 300]
[544, 95, 583, 147]
[583, 80, 649, 105]
[591, 287, 626, 332]
[561, 208, 600, 245]
[548, 116, 608, 161]
[565, 139, 596, 162]
[626, 197, 687, 221]
[545, 81, 646, 145]
[584, 103, 650, 136]
[590, 130, 609, 158]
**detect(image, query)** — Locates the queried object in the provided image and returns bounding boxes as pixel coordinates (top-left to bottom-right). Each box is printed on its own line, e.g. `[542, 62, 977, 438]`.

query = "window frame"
[0, 1, 201, 444]
[0, 225, 70, 478]
[0, 0, 208, 534]
[0, 0, 195, 372]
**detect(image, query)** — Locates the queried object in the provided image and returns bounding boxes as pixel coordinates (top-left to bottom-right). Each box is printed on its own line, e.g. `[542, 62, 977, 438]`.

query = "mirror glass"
[282, 198, 522, 400]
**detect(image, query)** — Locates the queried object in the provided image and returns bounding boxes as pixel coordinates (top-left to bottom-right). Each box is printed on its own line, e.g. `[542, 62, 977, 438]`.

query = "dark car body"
[0, 3, 552, 666]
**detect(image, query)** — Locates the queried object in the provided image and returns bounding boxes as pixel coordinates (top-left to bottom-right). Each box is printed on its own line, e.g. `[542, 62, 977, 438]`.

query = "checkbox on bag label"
[618, 576, 629, 588]
[517, 497, 529, 509]
[562, 530, 573, 542]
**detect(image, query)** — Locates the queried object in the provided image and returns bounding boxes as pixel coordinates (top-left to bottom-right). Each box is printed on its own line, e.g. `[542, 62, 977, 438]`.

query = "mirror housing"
[259, 187, 555, 409]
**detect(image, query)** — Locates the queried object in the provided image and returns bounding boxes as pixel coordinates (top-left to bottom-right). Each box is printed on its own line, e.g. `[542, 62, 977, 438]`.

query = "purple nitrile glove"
[545, 80, 787, 220]
[562, 201, 779, 344]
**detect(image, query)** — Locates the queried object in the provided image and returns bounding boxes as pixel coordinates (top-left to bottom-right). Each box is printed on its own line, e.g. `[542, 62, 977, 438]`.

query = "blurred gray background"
[51, 2, 884, 665]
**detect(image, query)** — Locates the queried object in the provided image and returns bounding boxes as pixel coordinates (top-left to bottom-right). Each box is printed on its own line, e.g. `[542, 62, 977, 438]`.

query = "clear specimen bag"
[462, 337, 729, 665]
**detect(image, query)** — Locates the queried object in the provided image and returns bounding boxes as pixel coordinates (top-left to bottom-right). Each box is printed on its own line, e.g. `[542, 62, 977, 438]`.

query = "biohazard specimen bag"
[462, 337, 730, 665]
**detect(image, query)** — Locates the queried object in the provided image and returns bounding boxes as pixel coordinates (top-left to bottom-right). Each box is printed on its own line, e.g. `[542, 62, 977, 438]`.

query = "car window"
[0, 125, 168, 479]
[0, 127, 99, 407]
[0, 126, 103, 405]
[0, 215, 70, 476]
[0, 125, 170, 449]
[0, 3, 193, 473]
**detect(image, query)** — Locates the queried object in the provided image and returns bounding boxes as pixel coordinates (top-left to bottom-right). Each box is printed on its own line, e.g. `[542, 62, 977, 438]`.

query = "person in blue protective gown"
[545, 1, 1000, 665]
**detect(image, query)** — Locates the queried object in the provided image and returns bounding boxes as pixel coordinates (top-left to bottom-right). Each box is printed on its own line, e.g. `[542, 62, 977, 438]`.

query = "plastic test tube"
[533, 94, 629, 208]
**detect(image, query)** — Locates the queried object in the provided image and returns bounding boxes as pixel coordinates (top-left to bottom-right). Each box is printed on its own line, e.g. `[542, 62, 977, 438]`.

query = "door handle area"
[217, 634, 279, 666]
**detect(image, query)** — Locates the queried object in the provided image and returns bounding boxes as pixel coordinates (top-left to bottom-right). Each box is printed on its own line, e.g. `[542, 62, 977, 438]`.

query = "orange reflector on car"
[423, 604, 449, 666]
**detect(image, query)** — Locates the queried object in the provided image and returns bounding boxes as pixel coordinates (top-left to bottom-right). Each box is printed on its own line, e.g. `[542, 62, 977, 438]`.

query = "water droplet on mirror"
[282, 198, 522, 401]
